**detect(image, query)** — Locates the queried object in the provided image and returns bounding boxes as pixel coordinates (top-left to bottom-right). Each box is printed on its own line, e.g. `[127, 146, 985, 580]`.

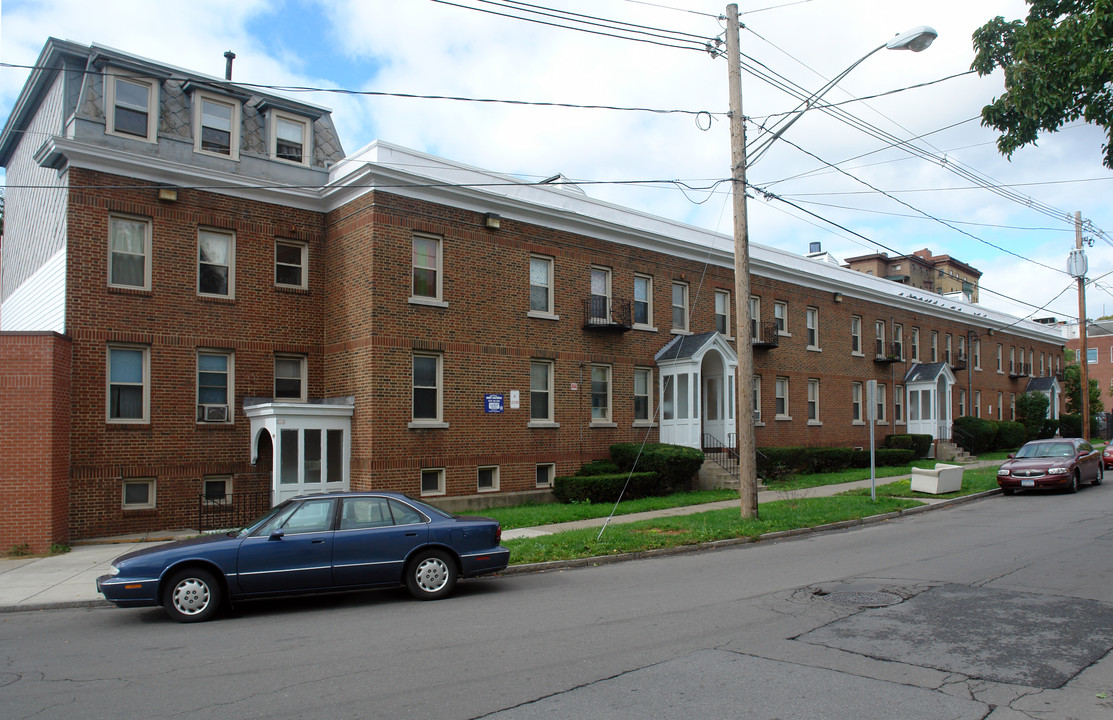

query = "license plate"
[1021, 479, 1035, 487]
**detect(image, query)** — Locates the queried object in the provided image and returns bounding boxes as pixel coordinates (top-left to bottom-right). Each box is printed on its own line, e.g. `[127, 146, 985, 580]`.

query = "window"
[108, 215, 150, 290]
[633, 274, 653, 327]
[997, 344, 1003, 373]
[529, 256, 554, 316]
[958, 336, 966, 361]
[806, 307, 819, 349]
[413, 353, 442, 423]
[931, 331, 938, 362]
[420, 468, 445, 497]
[715, 290, 731, 335]
[1010, 346, 1016, 373]
[634, 367, 652, 422]
[197, 350, 232, 422]
[672, 282, 689, 333]
[530, 360, 554, 424]
[959, 389, 967, 416]
[198, 229, 234, 297]
[750, 296, 760, 340]
[1087, 347, 1098, 364]
[997, 392, 1003, 421]
[107, 345, 149, 422]
[271, 112, 310, 165]
[775, 376, 789, 419]
[973, 339, 982, 369]
[106, 71, 157, 142]
[1010, 393, 1016, 420]
[275, 240, 308, 289]
[945, 334, 953, 364]
[412, 233, 443, 302]
[194, 92, 240, 158]
[893, 324, 903, 360]
[876, 383, 887, 423]
[774, 301, 788, 334]
[202, 476, 231, 503]
[536, 463, 555, 488]
[122, 478, 156, 509]
[589, 266, 611, 322]
[752, 375, 761, 424]
[274, 354, 306, 402]
[807, 378, 820, 423]
[895, 385, 904, 423]
[590, 364, 612, 423]
[1040, 354, 1045, 375]
[852, 382, 863, 423]
[851, 315, 862, 354]
[875, 321, 885, 357]
[975, 390, 982, 418]
[477, 466, 499, 492]
[911, 328, 920, 362]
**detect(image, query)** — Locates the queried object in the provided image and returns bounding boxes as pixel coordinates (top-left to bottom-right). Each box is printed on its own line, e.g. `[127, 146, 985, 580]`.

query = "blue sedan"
[96, 491, 510, 622]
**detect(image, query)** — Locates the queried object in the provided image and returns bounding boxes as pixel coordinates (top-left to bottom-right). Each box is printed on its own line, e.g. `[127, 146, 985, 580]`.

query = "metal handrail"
[702, 432, 739, 479]
[198, 489, 271, 532]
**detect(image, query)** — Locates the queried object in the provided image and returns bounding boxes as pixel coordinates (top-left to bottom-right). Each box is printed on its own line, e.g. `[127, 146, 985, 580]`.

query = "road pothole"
[820, 591, 903, 607]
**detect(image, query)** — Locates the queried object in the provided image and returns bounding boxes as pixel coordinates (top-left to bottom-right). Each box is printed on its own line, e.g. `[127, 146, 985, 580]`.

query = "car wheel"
[1068, 470, 1080, 494]
[406, 549, 458, 601]
[164, 568, 222, 623]
[1094, 464, 1104, 486]
[1001, 487, 1015, 496]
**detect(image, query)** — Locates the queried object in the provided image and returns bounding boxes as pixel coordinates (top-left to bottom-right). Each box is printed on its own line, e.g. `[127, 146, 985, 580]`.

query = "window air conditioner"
[198, 404, 229, 422]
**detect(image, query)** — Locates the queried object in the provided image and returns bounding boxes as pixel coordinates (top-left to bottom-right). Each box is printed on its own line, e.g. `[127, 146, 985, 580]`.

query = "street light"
[725, 6, 936, 518]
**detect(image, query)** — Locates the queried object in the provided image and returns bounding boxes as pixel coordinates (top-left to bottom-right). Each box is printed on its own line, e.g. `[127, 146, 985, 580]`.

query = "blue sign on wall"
[485, 394, 504, 413]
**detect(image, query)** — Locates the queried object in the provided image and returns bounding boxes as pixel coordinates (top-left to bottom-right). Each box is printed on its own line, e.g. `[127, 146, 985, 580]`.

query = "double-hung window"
[529, 360, 554, 424]
[775, 376, 789, 419]
[974, 339, 982, 370]
[529, 256, 554, 316]
[590, 365, 612, 423]
[931, 331, 938, 362]
[589, 267, 611, 322]
[275, 239, 308, 289]
[876, 383, 887, 423]
[412, 353, 443, 424]
[752, 375, 761, 424]
[633, 274, 653, 328]
[807, 379, 820, 423]
[634, 367, 653, 423]
[774, 301, 787, 334]
[715, 290, 730, 335]
[893, 324, 904, 360]
[750, 296, 760, 340]
[271, 112, 311, 165]
[895, 385, 905, 423]
[198, 229, 234, 298]
[108, 215, 151, 290]
[671, 282, 689, 333]
[875, 321, 886, 358]
[806, 307, 820, 350]
[274, 354, 306, 402]
[107, 344, 149, 423]
[852, 382, 863, 423]
[851, 315, 862, 354]
[197, 350, 233, 423]
[910, 328, 920, 362]
[106, 71, 157, 142]
[412, 233, 443, 303]
[193, 92, 240, 159]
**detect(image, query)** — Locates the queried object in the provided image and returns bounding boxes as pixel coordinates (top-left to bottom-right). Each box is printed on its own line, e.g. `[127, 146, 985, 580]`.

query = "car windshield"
[236, 500, 295, 538]
[1015, 442, 1074, 459]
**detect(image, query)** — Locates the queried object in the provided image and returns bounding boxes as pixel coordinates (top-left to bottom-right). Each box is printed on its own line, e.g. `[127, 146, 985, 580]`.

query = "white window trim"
[894, 324, 904, 361]
[528, 359, 558, 427]
[852, 382, 864, 425]
[201, 475, 232, 504]
[420, 468, 446, 497]
[528, 255, 558, 320]
[715, 289, 732, 339]
[775, 376, 790, 421]
[197, 349, 234, 424]
[410, 352, 447, 428]
[197, 228, 235, 299]
[269, 110, 312, 166]
[192, 90, 241, 160]
[911, 328, 920, 363]
[106, 343, 150, 424]
[876, 383, 887, 424]
[806, 306, 821, 351]
[774, 301, 789, 336]
[477, 466, 500, 493]
[107, 214, 151, 291]
[633, 273, 656, 331]
[749, 295, 760, 341]
[122, 477, 156, 509]
[973, 339, 982, 370]
[671, 281, 689, 335]
[807, 378, 821, 425]
[752, 375, 763, 426]
[895, 385, 905, 425]
[590, 363, 615, 426]
[633, 366, 655, 427]
[275, 238, 309, 290]
[274, 353, 307, 403]
[105, 69, 158, 143]
[411, 232, 445, 305]
[850, 316, 863, 356]
[997, 344, 1004, 374]
[536, 463, 555, 488]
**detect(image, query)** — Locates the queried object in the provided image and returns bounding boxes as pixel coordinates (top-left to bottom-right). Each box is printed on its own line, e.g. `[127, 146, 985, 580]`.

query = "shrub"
[1059, 414, 1081, 438]
[609, 443, 704, 492]
[909, 434, 933, 458]
[885, 434, 914, 450]
[873, 448, 916, 466]
[552, 472, 659, 503]
[1015, 392, 1050, 439]
[953, 416, 998, 455]
[1038, 419, 1059, 439]
[756, 447, 808, 477]
[576, 459, 621, 476]
[994, 421, 1027, 449]
[807, 447, 852, 473]
[850, 449, 872, 468]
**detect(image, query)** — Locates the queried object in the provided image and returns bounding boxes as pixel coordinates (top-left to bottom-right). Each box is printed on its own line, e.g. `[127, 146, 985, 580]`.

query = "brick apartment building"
[1064, 321, 1113, 412]
[0, 40, 1066, 551]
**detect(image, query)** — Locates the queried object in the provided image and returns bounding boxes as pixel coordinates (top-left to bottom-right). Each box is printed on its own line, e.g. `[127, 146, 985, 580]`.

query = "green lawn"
[763, 461, 938, 490]
[482, 489, 738, 530]
[841, 465, 1001, 499]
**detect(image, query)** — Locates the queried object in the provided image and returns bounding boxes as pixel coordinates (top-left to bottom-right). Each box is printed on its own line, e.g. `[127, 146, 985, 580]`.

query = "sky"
[2, 0, 1111, 325]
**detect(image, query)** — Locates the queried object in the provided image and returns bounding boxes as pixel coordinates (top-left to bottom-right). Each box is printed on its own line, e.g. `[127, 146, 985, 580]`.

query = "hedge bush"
[552, 472, 659, 503]
[953, 416, 998, 455]
[576, 459, 621, 476]
[755, 446, 809, 478]
[1038, 419, 1059, 439]
[995, 421, 1027, 449]
[807, 447, 852, 473]
[609, 443, 704, 492]
[883, 434, 933, 458]
[756, 446, 917, 477]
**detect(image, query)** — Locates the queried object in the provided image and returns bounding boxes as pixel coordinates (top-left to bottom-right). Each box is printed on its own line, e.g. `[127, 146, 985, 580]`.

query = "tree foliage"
[1063, 360, 1104, 415]
[972, 1, 1113, 168]
[1015, 391, 1050, 437]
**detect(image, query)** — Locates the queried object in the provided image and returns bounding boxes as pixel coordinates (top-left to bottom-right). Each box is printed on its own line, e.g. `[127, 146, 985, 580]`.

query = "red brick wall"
[0, 332, 71, 553]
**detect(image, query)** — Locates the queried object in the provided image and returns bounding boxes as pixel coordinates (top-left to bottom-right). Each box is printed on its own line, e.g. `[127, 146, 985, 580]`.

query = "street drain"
[823, 591, 903, 607]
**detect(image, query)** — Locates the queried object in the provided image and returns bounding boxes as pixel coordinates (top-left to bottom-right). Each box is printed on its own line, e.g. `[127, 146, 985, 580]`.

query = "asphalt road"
[2, 487, 1111, 720]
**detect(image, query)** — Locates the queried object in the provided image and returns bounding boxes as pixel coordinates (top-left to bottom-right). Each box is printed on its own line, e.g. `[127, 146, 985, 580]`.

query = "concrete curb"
[498, 488, 1001, 576]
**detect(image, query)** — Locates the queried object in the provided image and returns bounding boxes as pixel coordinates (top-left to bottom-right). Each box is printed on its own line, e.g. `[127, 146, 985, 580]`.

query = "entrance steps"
[934, 439, 976, 463]
[697, 459, 767, 491]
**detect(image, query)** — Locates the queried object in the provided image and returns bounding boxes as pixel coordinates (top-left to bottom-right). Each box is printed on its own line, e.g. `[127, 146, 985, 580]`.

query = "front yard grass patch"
[503, 495, 921, 565]
[482, 489, 738, 530]
[841, 466, 1001, 499]
[765, 461, 938, 491]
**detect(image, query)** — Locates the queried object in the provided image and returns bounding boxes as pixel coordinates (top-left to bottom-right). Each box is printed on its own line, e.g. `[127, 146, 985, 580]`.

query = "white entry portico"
[904, 363, 956, 440]
[655, 332, 738, 450]
[245, 396, 354, 504]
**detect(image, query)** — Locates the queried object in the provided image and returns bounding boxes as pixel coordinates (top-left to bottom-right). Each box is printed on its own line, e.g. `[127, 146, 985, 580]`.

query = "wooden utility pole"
[1076, 211, 1090, 440]
[726, 4, 758, 518]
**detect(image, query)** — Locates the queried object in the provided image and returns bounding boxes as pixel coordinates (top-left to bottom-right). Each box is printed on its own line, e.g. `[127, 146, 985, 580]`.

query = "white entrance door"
[276, 427, 348, 503]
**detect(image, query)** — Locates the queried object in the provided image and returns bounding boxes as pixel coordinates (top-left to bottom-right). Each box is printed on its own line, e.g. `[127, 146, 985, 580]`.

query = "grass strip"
[840, 466, 1001, 499]
[503, 495, 920, 565]
[482, 489, 738, 530]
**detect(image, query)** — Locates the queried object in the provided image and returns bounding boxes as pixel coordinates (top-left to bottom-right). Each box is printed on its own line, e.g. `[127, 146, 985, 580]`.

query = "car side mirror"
[268, 530, 285, 541]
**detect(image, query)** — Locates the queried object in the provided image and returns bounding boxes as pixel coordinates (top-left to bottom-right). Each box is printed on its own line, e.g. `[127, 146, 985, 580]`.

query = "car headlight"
[997, 469, 1010, 476]
[1047, 467, 1069, 475]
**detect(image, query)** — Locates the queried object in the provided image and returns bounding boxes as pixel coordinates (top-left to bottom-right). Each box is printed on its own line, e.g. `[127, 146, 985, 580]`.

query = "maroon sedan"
[998, 438, 1104, 495]
[1103, 444, 1113, 470]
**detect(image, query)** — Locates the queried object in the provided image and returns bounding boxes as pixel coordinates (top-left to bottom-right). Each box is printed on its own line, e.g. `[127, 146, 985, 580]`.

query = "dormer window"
[271, 112, 311, 166]
[105, 70, 158, 143]
[194, 93, 240, 159]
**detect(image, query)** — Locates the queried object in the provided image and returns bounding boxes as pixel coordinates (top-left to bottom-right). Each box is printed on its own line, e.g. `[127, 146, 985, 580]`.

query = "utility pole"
[1075, 211, 1090, 440]
[726, 4, 758, 518]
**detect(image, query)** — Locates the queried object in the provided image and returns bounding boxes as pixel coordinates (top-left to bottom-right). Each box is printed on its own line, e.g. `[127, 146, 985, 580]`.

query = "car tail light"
[495, 525, 502, 544]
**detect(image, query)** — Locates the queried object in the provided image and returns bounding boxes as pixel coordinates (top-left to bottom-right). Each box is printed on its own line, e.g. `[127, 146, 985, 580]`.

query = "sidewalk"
[0, 464, 999, 613]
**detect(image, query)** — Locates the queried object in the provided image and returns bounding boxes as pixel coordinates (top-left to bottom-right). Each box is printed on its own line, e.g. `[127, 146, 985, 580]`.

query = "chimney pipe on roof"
[224, 51, 236, 81]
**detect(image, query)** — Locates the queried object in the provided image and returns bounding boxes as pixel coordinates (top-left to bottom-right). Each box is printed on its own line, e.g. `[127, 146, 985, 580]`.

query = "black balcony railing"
[751, 320, 779, 349]
[950, 352, 967, 371]
[198, 490, 272, 532]
[874, 341, 903, 363]
[583, 297, 632, 332]
[1010, 363, 1031, 379]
